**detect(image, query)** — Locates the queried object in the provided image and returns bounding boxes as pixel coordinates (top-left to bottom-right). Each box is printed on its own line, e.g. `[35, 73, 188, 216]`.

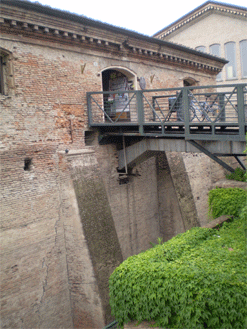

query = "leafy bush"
[208, 187, 247, 218]
[109, 217, 247, 328]
[226, 167, 246, 182]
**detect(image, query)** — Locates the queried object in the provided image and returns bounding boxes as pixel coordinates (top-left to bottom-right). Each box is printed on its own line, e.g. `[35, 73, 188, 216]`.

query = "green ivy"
[110, 185, 247, 328]
[109, 217, 247, 328]
[208, 187, 247, 218]
[226, 167, 246, 182]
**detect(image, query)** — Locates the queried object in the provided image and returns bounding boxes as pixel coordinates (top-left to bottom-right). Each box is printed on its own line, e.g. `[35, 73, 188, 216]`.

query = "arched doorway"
[102, 67, 136, 121]
[183, 77, 198, 87]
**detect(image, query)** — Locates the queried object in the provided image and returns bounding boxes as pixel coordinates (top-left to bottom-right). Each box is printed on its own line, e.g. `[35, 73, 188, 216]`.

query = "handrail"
[87, 83, 247, 142]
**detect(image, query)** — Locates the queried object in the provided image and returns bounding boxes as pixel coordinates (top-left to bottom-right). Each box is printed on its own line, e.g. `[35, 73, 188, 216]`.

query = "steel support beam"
[188, 140, 235, 172]
[118, 138, 246, 170]
[234, 156, 246, 170]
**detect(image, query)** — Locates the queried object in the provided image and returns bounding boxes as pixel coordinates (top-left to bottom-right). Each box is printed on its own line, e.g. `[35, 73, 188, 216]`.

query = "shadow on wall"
[71, 154, 123, 324]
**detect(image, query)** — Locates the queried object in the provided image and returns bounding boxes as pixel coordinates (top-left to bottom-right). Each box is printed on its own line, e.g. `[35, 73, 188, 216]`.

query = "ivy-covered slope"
[208, 187, 246, 218]
[109, 215, 247, 328]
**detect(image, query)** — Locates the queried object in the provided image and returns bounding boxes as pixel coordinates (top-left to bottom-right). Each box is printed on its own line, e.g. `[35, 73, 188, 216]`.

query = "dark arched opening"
[183, 77, 197, 87]
[102, 68, 136, 121]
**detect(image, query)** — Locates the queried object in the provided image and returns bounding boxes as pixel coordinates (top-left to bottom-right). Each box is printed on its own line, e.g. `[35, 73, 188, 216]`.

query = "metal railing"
[87, 83, 247, 141]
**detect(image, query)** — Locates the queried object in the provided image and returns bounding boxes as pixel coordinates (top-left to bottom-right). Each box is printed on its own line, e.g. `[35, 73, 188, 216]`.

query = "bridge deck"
[87, 83, 247, 142]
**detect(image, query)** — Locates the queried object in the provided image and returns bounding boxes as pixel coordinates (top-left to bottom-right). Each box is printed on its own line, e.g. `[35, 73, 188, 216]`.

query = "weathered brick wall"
[1, 41, 89, 148]
[0, 24, 220, 329]
[1, 37, 217, 150]
[95, 145, 186, 259]
[0, 144, 73, 328]
[96, 144, 162, 258]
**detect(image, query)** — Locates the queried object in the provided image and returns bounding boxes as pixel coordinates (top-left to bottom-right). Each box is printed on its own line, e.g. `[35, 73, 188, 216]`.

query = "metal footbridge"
[87, 83, 247, 172]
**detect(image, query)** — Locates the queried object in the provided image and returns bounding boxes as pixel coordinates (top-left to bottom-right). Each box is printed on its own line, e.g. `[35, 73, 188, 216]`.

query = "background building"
[154, 1, 247, 86]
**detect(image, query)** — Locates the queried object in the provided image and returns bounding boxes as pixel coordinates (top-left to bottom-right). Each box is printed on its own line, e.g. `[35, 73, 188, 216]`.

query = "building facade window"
[225, 42, 237, 79]
[196, 46, 206, 53]
[240, 40, 247, 78]
[209, 44, 222, 81]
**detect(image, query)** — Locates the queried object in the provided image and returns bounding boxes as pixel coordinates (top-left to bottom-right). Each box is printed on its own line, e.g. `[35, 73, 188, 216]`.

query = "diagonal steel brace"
[188, 140, 235, 172]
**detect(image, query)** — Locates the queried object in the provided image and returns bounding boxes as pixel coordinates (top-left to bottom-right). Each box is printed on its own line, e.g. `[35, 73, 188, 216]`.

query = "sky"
[31, 0, 247, 36]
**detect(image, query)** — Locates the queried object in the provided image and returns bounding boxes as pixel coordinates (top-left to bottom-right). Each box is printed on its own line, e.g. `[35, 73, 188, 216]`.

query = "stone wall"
[58, 149, 107, 329]
[68, 149, 123, 324]
[0, 14, 223, 328]
[166, 152, 200, 230]
[182, 152, 240, 226]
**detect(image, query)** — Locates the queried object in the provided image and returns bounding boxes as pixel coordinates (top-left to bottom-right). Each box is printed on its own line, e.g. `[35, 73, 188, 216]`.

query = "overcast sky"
[32, 0, 247, 36]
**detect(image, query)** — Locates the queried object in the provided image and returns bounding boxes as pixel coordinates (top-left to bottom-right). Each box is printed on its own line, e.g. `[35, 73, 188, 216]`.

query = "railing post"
[218, 93, 225, 122]
[136, 90, 144, 135]
[152, 96, 156, 121]
[237, 84, 245, 141]
[183, 88, 190, 139]
[87, 92, 93, 126]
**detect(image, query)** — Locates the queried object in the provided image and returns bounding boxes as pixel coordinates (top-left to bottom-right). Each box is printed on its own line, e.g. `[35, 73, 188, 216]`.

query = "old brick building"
[0, 1, 229, 328]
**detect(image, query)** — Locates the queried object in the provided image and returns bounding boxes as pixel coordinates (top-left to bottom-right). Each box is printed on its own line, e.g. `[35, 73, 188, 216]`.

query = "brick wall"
[0, 144, 73, 328]
[0, 27, 220, 328]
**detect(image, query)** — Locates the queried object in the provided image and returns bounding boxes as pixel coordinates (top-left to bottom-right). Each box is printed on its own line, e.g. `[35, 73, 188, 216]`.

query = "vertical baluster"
[237, 84, 245, 140]
[183, 87, 190, 139]
[87, 92, 93, 125]
[136, 90, 144, 135]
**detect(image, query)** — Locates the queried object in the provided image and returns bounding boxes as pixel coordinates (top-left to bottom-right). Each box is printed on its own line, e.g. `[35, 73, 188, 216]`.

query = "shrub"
[226, 167, 246, 182]
[109, 217, 247, 328]
[110, 186, 247, 328]
[208, 187, 247, 218]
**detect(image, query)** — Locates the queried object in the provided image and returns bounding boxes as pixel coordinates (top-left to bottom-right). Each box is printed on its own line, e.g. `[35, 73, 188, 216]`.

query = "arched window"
[210, 44, 222, 81]
[225, 42, 237, 79]
[195, 46, 206, 53]
[240, 40, 247, 78]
